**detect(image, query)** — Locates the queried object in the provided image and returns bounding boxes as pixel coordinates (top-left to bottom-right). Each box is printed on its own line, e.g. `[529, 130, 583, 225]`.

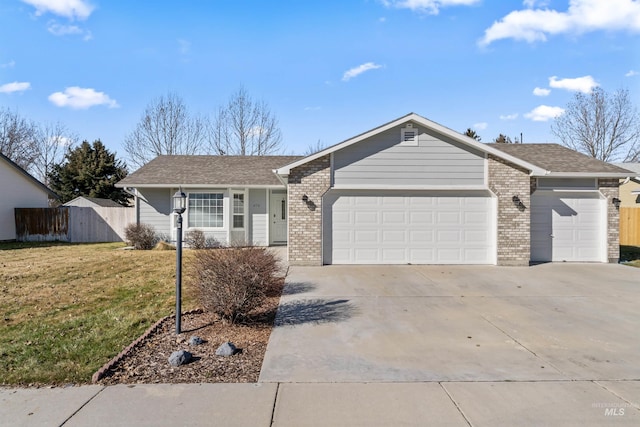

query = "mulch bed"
[96, 288, 282, 385]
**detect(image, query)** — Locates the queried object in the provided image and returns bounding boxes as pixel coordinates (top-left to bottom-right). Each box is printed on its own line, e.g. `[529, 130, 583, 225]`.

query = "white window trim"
[186, 191, 226, 230]
[400, 123, 419, 146]
[231, 190, 247, 230]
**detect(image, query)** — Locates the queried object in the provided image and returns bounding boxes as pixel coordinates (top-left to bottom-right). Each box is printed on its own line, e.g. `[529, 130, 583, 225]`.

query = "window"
[400, 124, 419, 146]
[188, 193, 223, 228]
[233, 193, 244, 229]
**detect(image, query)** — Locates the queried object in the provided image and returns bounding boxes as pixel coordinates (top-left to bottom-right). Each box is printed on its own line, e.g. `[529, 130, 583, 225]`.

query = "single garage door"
[323, 190, 495, 264]
[531, 191, 605, 262]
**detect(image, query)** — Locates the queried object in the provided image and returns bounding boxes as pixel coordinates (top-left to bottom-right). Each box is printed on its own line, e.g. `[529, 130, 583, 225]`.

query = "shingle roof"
[77, 197, 127, 207]
[487, 143, 633, 175]
[614, 162, 640, 175]
[117, 155, 304, 187]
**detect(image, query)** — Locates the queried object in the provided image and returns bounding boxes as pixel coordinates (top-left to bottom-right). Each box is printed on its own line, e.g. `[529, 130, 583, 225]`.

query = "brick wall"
[598, 178, 620, 263]
[287, 155, 331, 266]
[488, 155, 531, 266]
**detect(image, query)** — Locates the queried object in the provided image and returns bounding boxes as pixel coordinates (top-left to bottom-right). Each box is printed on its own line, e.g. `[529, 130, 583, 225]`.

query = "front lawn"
[0, 242, 195, 385]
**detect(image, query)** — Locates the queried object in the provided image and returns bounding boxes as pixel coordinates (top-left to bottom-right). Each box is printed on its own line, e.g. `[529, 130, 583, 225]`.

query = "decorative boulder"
[168, 350, 192, 367]
[189, 336, 204, 346]
[215, 342, 237, 357]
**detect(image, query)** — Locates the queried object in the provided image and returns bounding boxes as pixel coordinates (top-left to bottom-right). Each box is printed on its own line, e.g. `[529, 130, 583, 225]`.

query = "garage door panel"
[531, 191, 604, 263]
[326, 191, 494, 264]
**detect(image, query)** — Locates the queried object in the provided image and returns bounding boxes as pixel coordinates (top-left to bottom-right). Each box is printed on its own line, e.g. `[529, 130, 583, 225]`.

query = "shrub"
[185, 229, 206, 249]
[124, 223, 158, 250]
[190, 246, 282, 323]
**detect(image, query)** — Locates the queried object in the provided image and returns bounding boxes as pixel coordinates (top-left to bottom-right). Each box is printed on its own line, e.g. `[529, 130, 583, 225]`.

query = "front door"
[270, 191, 287, 245]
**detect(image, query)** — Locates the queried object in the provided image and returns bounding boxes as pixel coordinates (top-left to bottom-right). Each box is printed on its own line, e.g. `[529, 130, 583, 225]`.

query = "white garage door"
[323, 190, 495, 265]
[531, 191, 605, 262]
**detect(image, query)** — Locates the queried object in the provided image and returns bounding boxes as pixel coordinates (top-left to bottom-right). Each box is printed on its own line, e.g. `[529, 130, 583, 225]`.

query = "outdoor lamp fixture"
[612, 197, 621, 209]
[302, 194, 309, 202]
[512, 195, 526, 210]
[173, 187, 187, 334]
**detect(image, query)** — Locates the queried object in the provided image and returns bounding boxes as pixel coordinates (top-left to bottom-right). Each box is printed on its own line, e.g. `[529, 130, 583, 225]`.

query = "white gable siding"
[333, 125, 485, 187]
[0, 159, 50, 240]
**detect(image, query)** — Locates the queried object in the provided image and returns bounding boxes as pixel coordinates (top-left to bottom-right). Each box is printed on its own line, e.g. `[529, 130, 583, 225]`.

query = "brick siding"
[488, 155, 531, 266]
[598, 178, 620, 263]
[287, 155, 331, 266]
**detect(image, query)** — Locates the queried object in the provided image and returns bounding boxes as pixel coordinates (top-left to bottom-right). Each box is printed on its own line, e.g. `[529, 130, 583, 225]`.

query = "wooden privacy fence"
[620, 207, 640, 246]
[15, 206, 135, 243]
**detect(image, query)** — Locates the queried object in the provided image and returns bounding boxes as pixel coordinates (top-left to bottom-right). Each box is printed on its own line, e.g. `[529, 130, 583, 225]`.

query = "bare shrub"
[190, 246, 282, 323]
[124, 223, 158, 250]
[185, 229, 206, 249]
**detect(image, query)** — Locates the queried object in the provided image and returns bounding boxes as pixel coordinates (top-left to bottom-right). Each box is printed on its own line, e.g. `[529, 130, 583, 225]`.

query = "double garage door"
[323, 190, 495, 265]
[531, 191, 605, 262]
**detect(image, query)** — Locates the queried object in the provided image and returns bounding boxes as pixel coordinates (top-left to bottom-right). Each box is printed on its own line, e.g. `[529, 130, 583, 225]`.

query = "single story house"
[0, 152, 58, 241]
[614, 163, 640, 207]
[117, 113, 633, 266]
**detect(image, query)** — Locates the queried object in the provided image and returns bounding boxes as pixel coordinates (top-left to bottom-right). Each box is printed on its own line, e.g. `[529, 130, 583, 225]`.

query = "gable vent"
[400, 124, 418, 146]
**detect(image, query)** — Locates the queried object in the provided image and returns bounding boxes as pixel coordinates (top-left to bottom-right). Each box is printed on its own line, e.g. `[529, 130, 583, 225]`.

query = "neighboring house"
[613, 163, 640, 207]
[0, 152, 58, 241]
[64, 196, 128, 208]
[117, 113, 633, 266]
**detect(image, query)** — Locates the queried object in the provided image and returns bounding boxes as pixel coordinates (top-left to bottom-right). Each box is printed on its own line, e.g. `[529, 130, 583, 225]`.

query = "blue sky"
[1, 0, 639, 167]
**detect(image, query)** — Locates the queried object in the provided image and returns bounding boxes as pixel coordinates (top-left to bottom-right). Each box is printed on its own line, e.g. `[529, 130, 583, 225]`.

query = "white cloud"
[473, 122, 488, 130]
[21, 0, 94, 20]
[48, 87, 119, 109]
[524, 105, 565, 121]
[0, 60, 16, 68]
[0, 82, 31, 94]
[523, 0, 550, 8]
[47, 21, 91, 39]
[342, 62, 383, 81]
[382, 0, 480, 15]
[626, 70, 639, 77]
[533, 87, 551, 96]
[549, 75, 598, 93]
[178, 39, 191, 55]
[499, 113, 519, 120]
[479, 0, 640, 46]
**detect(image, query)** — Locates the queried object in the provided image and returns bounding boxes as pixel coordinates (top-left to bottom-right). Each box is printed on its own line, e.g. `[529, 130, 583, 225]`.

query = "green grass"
[0, 242, 196, 385]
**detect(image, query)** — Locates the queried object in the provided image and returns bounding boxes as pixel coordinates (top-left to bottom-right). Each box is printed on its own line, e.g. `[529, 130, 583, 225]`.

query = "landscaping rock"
[215, 342, 237, 356]
[168, 350, 192, 366]
[189, 336, 204, 346]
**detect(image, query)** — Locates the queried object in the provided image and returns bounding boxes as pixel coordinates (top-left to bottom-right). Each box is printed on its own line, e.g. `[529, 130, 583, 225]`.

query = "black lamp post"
[173, 187, 186, 334]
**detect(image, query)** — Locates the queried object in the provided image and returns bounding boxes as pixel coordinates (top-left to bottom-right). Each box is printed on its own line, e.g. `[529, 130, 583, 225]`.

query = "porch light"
[612, 197, 621, 209]
[173, 188, 186, 214]
[302, 194, 309, 202]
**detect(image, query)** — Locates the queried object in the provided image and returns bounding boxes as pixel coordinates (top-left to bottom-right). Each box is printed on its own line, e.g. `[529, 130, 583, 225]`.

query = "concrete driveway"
[260, 263, 640, 383]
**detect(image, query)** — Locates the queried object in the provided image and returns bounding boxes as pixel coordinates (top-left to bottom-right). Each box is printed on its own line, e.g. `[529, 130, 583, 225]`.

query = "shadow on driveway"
[275, 298, 356, 326]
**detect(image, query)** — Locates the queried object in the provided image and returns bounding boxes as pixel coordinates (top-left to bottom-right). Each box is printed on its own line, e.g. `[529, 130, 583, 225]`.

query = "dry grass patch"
[0, 242, 196, 385]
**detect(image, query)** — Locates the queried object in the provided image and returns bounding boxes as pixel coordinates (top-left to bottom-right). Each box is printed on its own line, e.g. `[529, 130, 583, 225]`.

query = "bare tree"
[552, 87, 640, 162]
[304, 139, 327, 156]
[32, 122, 77, 186]
[124, 92, 208, 169]
[209, 87, 282, 155]
[0, 108, 38, 170]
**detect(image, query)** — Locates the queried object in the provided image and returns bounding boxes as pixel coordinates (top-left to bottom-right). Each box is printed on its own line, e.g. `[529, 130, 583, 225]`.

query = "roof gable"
[0, 152, 58, 198]
[275, 113, 546, 176]
[117, 155, 304, 188]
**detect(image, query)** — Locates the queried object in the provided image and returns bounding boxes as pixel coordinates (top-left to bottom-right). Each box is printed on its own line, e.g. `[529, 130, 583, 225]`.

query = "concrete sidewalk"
[2, 381, 639, 426]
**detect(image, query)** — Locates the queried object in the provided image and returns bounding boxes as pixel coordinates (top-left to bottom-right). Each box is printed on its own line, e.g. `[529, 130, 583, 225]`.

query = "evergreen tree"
[48, 140, 131, 205]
